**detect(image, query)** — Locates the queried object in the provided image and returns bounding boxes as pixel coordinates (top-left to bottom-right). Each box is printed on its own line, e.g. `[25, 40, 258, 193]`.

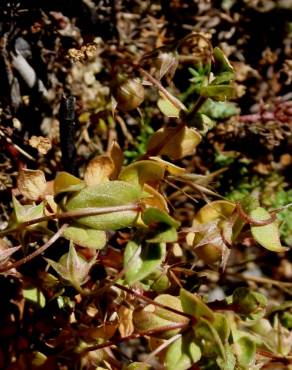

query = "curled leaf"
[23, 287, 46, 308]
[108, 140, 124, 179]
[149, 157, 187, 176]
[119, 160, 165, 187]
[147, 127, 201, 160]
[213, 47, 234, 74]
[193, 200, 236, 224]
[54, 172, 85, 195]
[143, 184, 168, 212]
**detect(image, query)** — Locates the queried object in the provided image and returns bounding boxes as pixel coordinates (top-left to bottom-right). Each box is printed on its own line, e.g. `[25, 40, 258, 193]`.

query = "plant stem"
[0, 223, 68, 273]
[225, 272, 292, 296]
[114, 282, 193, 322]
[0, 203, 142, 236]
[256, 349, 292, 363]
[138, 67, 187, 112]
[236, 202, 276, 226]
[79, 322, 188, 354]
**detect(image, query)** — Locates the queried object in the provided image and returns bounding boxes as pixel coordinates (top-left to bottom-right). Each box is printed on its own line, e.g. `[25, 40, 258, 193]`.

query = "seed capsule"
[113, 76, 145, 112]
[194, 243, 222, 264]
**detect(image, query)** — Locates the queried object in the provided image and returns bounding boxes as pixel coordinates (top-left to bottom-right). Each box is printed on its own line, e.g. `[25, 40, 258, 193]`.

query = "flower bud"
[232, 287, 267, 316]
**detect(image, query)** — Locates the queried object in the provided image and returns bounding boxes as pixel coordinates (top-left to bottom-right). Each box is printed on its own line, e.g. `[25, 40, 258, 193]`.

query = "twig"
[0, 223, 68, 273]
[0, 129, 35, 161]
[59, 95, 78, 176]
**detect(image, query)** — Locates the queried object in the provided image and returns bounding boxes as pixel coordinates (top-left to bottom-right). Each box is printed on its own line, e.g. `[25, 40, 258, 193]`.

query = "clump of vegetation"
[0, 29, 291, 370]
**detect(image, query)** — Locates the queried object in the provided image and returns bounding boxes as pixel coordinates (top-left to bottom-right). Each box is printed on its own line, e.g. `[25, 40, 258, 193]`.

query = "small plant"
[1, 33, 291, 370]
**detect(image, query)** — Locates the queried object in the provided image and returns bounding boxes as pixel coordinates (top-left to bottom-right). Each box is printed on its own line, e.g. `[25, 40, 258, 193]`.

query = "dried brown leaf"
[17, 169, 47, 200]
[118, 305, 134, 337]
[108, 141, 124, 179]
[29, 136, 52, 155]
[84, 155, 114, 186]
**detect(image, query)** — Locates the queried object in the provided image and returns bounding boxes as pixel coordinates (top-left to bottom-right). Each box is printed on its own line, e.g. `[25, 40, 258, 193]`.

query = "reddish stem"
[79, 322, 188, 354]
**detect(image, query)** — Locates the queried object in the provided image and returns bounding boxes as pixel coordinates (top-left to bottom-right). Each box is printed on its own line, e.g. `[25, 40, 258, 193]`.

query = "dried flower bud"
[113, 76, 145, 112]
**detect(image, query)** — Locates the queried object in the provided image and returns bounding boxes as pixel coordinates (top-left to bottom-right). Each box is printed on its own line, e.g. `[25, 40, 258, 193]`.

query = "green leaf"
[54, 171, 85, 195]
[213, 47, 234, 74]
[31, 351, 48, 366]
[63, 225, 106, 249]
[200, 99, 239, 120]
[119, 160, 165, 187]
[157, 96, 180, 118]
[124, 240, 166, 284]
[65, 181, 142, 230]
[133, 295, 187, 339]
[194, 318, 226, 360]
[250, 207, 287, 252]
[200, 85, 236, 101]
[13, 197, 44, 224]
[142, 207, 180, 228]
[233, 336, 256, 367]
[213, 313, 230, 344]
[145, 270, 170, 292]
[217, 346, 236, 370]
[142, 207, 180, 243]
[180, 288, 215, 321]
[154, 294, 187, 323]
[211, 71, 235, 85]
[190, 113, 215, 135]
[23, 287, 46, 308]
[124, 363, 152, 370]
[165, 333, 201, 370]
